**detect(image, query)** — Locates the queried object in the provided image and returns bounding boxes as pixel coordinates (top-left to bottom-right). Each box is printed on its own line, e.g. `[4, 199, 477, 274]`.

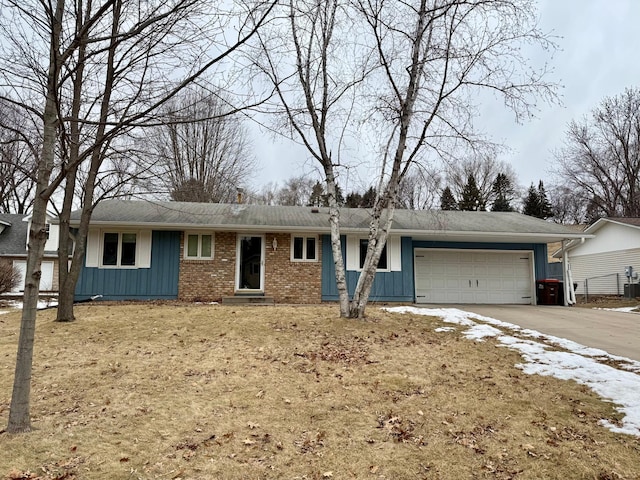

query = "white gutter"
[73, 220, 592, 242]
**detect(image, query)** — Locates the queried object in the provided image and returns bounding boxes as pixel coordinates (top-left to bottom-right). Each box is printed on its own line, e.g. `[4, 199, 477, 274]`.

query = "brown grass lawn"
[1, 303, 639, 479]
[574, 295, 640, 311]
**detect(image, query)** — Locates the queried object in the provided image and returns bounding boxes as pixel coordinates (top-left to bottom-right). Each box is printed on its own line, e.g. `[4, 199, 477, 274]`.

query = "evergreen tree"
[308, 181, 325, 206]
[344, 186, 376, 208]
[522, 183, 540, 217]
[522, 180, 553, 219]
[360, 186, 377, 208]
[537, 180, 553, 219]
[345, 191, 363, 207]
[440, 186, 458, 210]
[491, 173, 514, 212]
[458, 174, 485, 211]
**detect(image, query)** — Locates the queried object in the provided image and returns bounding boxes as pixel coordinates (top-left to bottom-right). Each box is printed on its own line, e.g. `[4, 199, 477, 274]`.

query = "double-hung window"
[291, 235, 317, 262]
[185, 233, 214, 259]
[102, 232, 137, 267]
[359, 239, 388, 270]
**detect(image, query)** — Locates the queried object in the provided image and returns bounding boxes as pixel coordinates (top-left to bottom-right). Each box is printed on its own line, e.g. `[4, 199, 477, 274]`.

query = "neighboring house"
[555, 217, 640, 296]
[0, 213, 61, 293]
[546, 224, 586, 280]
[68, 199, 587, 305]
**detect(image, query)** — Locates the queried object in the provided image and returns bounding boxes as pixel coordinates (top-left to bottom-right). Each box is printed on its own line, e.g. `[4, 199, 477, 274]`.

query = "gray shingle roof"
[71, 199, 588, 243]
[0, 214, 28, 256]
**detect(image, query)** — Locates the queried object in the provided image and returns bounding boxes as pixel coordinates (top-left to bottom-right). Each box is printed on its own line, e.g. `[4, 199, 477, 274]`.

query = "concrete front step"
[221, 296, 275, 306]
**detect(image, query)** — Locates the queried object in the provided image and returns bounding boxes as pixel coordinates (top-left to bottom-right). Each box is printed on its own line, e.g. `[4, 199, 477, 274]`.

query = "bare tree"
[140, 86, 255, 203]
[252, 0, 365, 316]
[1, 0, 276, 433]
[553, 87, 640, 219]
[548, 184, 586, 224]
[275, 175, 316, 206]
[0, 100, 39, 214]
[252, 0, 557, 318]
[396, 166, 442, 210]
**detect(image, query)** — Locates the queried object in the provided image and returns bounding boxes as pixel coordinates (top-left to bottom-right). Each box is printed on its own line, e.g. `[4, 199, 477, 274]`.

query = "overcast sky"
[247, 0, 640, 194]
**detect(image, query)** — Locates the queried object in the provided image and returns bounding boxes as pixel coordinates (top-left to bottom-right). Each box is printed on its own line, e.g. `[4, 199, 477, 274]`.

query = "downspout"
[561, 239, 577, 306]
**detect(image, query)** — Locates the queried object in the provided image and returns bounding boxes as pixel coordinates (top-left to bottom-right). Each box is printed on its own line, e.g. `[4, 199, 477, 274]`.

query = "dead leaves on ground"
[5, 457, 83, 480]
[299, 341, 372, 365]
[377, 412, 427, 445]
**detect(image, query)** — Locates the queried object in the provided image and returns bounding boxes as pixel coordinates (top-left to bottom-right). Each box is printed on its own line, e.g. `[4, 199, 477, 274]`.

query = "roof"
[0, 213, 61, 257]
[70, 199, 590, 244]
[588, 217, 640, 231]
[0, 213, 28, 256]
[553, 217, 640, 258]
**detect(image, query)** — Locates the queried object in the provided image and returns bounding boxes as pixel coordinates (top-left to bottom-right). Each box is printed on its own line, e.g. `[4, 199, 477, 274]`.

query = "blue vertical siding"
[321, 235, 414, 302]
[321, 236, 549, 302]
[75, 230, 181, 301]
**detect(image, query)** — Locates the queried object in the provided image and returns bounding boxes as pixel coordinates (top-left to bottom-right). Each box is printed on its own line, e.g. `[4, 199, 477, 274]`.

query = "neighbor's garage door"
[414, 249, 534, 304]
[12, 260, 54, 292]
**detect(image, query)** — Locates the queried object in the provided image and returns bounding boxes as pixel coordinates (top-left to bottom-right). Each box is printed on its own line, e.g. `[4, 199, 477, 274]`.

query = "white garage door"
[414, 249, 534, 304]
[12, 260, 54, 292]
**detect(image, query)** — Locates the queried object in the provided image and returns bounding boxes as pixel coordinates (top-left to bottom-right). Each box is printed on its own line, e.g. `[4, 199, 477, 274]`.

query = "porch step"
[221, 296, 275, 306]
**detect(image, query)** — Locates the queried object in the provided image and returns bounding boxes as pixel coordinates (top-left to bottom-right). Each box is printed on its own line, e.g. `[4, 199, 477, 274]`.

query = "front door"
[236, 235, 264, 292]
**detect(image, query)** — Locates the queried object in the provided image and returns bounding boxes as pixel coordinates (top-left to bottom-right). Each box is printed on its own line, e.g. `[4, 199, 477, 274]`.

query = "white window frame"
[290, 235, 318, 262]
[184, 232, 215, 260]
[100, 231, 139, 268]
[358, 238, 390, 272]
[345, 235, 401, 272]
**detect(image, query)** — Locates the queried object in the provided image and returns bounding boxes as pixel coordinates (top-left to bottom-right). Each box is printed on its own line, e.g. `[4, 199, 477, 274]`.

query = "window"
[185, 233, 214, 259]
[359, 239, 388, 270]
[102, 232, 137, 267]
[44, 223, 50, 240]
[291, 235, 317, 261]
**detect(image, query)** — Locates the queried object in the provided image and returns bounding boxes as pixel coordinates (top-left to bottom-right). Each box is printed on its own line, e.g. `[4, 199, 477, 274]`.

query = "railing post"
[585, 278, 588, 303]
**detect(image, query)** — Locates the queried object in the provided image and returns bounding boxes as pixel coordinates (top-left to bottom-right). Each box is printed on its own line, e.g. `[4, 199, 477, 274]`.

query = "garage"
[12, 260, 54, 292]
[414, 249, 535, 304]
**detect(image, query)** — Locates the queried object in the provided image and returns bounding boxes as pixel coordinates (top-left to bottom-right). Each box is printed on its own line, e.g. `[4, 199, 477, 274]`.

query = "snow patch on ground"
[385, 305, 640, 438]
[434, 327, 455, 333]
[595, 306, 639, 313]
[0, 299, 58, 312]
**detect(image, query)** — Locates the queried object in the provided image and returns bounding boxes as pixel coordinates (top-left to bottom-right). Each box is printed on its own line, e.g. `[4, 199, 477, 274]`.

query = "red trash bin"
[536, 279, 561, 305]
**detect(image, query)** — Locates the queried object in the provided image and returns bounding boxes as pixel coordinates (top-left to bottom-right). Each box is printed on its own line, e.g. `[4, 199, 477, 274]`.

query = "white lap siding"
[569, 248, 640, 295]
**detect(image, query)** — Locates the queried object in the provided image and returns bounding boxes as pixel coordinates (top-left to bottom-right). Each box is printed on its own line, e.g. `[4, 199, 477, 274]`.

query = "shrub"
[0, 260, 19, 294]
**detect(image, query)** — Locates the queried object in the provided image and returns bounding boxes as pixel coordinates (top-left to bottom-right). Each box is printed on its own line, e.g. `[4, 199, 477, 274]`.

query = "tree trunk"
[56, 0, 118, 322]
[325, 173, 349, 317]
[7, 200, 49, 432]
[348, 206, 395, 319]
[7, 0, 64, 433]
[57, 203, 92, 321]
[56, 0, 86, 321]
[56, 164, 78, 322]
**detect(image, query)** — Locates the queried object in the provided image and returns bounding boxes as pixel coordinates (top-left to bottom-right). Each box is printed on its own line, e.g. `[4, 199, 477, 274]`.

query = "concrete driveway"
[456, 305, 640, 362]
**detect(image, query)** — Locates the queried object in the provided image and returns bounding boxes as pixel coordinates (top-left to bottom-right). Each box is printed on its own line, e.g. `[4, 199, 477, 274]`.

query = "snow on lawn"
[385, 306, 640, 438]
[0, 299, 58, 312]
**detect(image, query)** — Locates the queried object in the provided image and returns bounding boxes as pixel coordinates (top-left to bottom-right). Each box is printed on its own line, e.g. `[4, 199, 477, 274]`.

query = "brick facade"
[178, 231, 322, 304]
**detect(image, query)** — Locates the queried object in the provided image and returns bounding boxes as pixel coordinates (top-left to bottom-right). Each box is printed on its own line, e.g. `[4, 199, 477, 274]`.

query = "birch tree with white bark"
[252, 0, 557, 318]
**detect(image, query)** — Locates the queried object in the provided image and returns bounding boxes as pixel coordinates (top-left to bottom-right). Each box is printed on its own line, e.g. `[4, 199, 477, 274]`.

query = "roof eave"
[78, 220, 590, 242]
